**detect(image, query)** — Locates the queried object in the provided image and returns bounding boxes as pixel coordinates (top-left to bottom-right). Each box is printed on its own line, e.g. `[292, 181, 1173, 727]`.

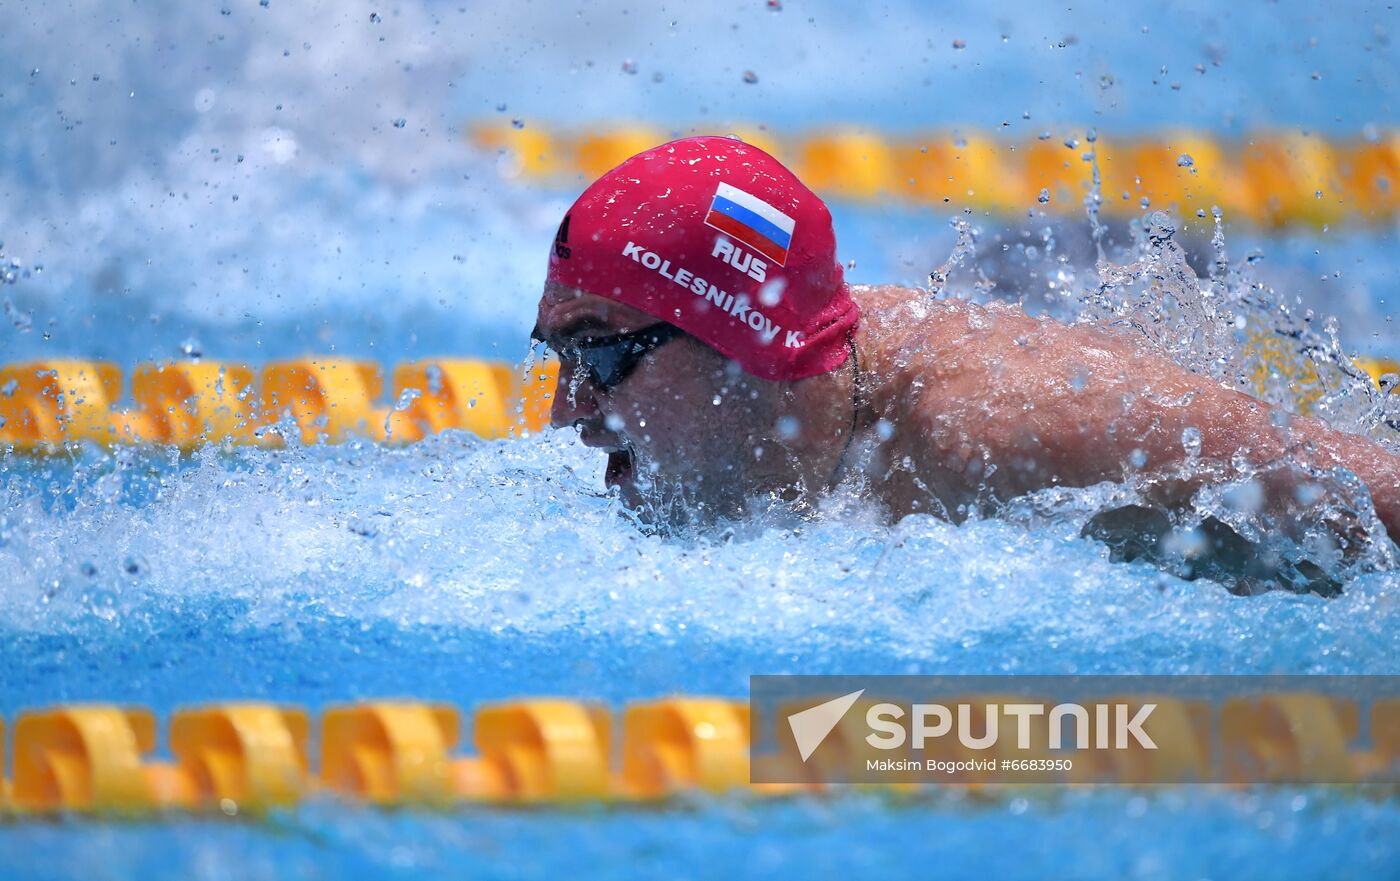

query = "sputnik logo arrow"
[786, 689, 865, 762]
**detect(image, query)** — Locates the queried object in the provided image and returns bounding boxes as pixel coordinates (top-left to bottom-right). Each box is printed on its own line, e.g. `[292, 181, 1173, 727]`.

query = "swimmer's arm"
[910, 313, 1400, 539]
[1007, 336, 1400, 540]
[1262, 413, 1400, 539]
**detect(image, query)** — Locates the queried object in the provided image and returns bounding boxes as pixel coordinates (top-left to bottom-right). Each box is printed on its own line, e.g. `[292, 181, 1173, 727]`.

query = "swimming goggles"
[532, 322, 687, 392]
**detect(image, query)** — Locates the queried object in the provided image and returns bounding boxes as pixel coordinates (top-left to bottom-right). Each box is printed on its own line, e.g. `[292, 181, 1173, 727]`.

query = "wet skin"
[537, 282, 1400, 540]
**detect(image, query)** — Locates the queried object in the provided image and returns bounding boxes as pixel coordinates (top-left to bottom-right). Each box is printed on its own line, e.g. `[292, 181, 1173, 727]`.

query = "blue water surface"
[0, 435, 1397, 879]
[2, 1, 1399, 878]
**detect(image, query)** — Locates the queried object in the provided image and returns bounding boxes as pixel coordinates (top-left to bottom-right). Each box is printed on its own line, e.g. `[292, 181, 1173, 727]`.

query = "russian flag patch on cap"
[703, 182, 796, 266]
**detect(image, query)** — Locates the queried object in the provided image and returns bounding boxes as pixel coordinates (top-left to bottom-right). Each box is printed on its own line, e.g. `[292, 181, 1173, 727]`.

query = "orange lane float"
[0, 357, 558, 451]
[0, 692, 1394, 816]
[470, 123, 1400, 225]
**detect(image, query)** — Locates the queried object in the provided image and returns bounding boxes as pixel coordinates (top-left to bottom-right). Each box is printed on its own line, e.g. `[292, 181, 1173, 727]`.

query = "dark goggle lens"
[532, 324, 684, 392]
[573, 344, 636, 390]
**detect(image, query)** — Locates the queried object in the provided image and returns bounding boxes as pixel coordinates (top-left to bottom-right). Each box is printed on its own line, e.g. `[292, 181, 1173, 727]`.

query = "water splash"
[2, 434, 1395, 676]
[926, 214, 995, 300]
[920, 131, 1400, 593]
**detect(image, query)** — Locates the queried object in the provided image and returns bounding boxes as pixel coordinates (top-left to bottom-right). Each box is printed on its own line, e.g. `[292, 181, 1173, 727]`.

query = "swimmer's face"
[535, 283, 784, 525]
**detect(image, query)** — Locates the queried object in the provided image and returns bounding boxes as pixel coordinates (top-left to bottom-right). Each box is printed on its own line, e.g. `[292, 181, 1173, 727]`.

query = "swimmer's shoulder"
[849, 283, 921, 315]
[848, 285, 976, 412]
[849, 284, 1005, 360]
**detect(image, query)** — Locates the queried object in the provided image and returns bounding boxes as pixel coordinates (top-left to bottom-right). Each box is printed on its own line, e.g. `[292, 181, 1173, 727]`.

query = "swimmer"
[533, 137, 1400, 578]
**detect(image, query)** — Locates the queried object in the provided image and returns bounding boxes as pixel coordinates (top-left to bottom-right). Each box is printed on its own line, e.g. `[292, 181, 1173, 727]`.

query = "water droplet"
[1311, 71, 1321, 81]
[1063, 136, 1079, 149]
[260, 0, 269, 7]
[1181, 426, 1202, 459]
[511, 118, 524, 130]
[742, 70, 759, 84]
[1176, 153, 1194, 168]
[179, 338, 203, 360]
[759, 278, 787, 306]
[1037, 131, 1051, 140]
[621, 59, 638, 75]
[1223, 479, 1265, 514]
[767, 0, 782, 10]
[392, 117, 406, 128]
[370, 11, 381, 23]
[1037, 188, 1050, 204]
[495, 102, 507, 112]
[952, 39, 966, 49]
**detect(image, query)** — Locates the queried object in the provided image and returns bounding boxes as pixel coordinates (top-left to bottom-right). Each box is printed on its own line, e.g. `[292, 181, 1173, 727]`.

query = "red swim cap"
[545, 136, 859, 381]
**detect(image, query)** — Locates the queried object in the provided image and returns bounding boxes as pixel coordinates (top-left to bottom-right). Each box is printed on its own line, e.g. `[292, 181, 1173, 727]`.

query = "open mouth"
[604, 447, 635, 489]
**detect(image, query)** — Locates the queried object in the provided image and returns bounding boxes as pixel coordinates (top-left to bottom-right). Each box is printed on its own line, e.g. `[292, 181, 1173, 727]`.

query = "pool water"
[3, 0, 1400, 877]
[1, 431, 1398, 879]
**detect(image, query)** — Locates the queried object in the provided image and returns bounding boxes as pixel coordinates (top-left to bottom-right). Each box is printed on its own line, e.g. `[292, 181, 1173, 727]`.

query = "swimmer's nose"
[549, 361, 600, 430]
